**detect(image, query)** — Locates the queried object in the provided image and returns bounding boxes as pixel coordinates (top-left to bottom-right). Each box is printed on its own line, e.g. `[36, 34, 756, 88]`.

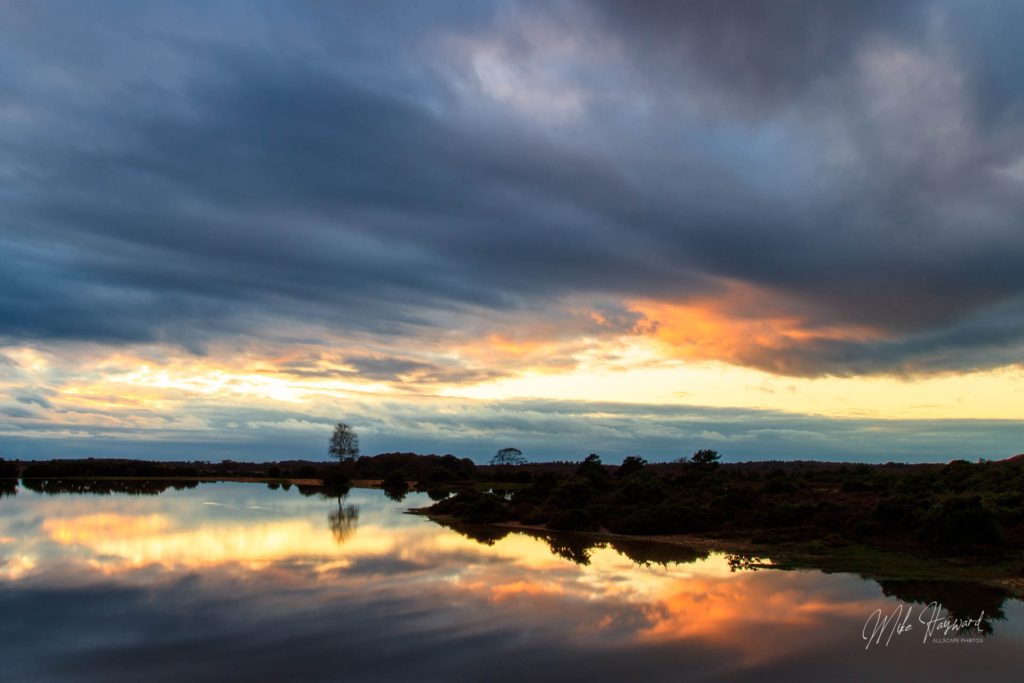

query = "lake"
[1, 481, 1022, 681]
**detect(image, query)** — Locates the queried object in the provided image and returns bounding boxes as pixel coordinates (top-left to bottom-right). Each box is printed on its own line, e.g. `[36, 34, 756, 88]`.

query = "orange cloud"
[630, 281, 882, 375]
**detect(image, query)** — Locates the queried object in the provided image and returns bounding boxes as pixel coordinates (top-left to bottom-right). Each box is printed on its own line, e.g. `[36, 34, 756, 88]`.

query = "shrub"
[616, 456, 648, 478]
[382, 470, 407, 489]
[923, 495, 1003, 548]
[465, 494, 511, 523]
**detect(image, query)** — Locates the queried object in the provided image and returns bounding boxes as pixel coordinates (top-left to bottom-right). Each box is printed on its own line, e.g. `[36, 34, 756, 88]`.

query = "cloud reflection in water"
[0, 483, 1022, 682]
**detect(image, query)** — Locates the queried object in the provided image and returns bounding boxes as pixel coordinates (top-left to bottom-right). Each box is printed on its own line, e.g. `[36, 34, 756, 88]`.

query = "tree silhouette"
[491, 447, 526, 466]
[690, 449, 721, 466]
[328, 422, 360, 464]
[576, 453, 606, 479]
[617, 455, 648, 477]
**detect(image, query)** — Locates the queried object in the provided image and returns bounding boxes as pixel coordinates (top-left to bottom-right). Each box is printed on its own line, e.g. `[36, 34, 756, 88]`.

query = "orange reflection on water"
[9, 492, 892, 672]
[43, 513, 335, 570]
[642, 577, 817, 640]
[488, 579, 567, 601]
[32, 507, 486, 575]
[44, 513, 171, 542]
[38, 510, 410, 572]
[447, 538, 885, 667]
[633, 572, 885, 667]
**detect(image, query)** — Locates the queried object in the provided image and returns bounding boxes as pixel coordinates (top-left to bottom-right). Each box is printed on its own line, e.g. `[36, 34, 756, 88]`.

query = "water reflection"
[383, 482, 409, 502]
[20, 478, 200, 496]
[0, 483, 1021, 682]
[328, 496, 360, 544]
[878, 579, 1010, 635]
[436, 518, 710, 567]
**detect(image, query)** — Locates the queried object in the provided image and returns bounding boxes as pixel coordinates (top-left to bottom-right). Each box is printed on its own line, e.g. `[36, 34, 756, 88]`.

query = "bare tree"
[491, 447, 526, 466]
[329, 422, 360, 464]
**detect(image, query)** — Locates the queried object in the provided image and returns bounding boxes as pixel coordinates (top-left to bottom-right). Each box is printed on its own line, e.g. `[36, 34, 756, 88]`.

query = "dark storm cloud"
[588, 0, 921, 112]
[2, 0, 1024, 375]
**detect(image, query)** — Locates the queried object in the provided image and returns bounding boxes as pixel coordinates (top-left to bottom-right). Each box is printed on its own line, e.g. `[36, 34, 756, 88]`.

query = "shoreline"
[409, 509, 1024, 598]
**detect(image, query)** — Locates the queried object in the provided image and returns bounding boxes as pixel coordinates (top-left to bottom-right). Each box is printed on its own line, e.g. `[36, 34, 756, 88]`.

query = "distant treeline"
[0, 453, 480, 496]
[0, 453, 978, 485]
[0, 452, 477, 482]
[0, 452, 473, 498]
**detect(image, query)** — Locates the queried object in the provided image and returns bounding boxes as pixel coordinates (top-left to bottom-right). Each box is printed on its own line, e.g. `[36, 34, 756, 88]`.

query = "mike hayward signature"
[862, 602, 986, 649]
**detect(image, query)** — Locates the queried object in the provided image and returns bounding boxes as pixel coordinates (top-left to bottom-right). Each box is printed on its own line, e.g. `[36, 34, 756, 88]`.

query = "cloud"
[14, 391, 54, 409]
[1, 0, 1024, 381]
[1, 406, 37, 419]
[587, 0, 922, 114]
[2, 393, 1020, 464]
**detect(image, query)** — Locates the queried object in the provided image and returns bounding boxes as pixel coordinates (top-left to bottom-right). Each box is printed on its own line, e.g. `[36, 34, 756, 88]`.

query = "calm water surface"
[1, 482, 1022, 682]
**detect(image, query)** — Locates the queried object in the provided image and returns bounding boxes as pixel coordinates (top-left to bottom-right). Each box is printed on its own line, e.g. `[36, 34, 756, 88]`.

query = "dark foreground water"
[1, 482, 1022, 682]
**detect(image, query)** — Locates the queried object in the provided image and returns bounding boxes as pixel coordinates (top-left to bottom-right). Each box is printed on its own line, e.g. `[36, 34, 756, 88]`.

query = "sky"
[2, 0, 1023, 463]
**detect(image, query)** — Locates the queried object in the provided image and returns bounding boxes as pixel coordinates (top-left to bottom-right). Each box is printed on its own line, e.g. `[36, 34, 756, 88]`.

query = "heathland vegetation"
[427, 451, 1024, 559]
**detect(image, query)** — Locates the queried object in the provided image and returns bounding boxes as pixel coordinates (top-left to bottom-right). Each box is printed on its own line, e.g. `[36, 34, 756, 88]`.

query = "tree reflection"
[435, 519, 513, 546]
[328, 495, 360, 544]
[383, 481, 409, 502]
[20, 478, 199, 496]
[609, 539, 708, 567]
[298, 480, 351, 499]
[429, 517, 709, 568]
[543, 534, 596, 565]
[726, 554, 773, 572]
[878, 579, 1009, 635]
[431, 517, 596, 561]
[0, 478, 17, 498]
